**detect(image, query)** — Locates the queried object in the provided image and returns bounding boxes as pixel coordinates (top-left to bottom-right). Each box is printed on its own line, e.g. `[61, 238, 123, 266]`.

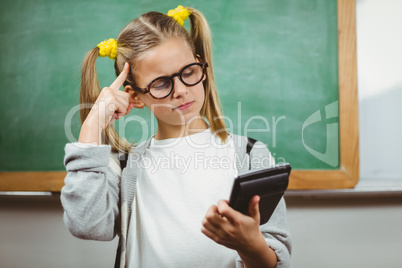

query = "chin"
[160, 112, 204, 127]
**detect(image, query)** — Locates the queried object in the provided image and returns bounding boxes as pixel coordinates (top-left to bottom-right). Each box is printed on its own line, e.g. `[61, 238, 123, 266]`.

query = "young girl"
[61, 5, 291, 268]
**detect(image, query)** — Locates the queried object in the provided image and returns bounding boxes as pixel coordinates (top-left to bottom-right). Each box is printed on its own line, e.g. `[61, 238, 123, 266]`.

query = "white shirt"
[127, 129, 239, 267]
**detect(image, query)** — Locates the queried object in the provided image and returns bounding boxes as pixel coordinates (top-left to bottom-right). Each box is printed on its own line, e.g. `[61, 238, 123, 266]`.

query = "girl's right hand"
[78, 62, 134, 144]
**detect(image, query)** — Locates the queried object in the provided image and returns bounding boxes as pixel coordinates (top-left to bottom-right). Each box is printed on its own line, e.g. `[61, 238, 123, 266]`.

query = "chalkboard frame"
[0, 0, 358, 191]
[288, 0, 359, 190]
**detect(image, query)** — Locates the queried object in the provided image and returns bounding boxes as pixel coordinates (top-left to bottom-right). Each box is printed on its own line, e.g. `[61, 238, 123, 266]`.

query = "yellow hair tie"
[97, 38, 117, 60]
[167, 5, 191, 26]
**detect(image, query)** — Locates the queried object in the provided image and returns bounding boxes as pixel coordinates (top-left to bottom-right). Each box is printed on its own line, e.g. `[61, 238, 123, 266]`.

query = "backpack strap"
[119, 153, 129, 170]
[246, 137, 257, 157]
[246, 137, 257, 170]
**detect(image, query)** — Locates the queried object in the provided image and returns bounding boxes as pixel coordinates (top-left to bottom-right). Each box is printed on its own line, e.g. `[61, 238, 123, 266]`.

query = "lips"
[174, 101, 194, 110]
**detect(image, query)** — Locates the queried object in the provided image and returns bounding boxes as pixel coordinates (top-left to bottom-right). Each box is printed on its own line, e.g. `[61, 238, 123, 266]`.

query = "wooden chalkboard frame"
[0, 0, 358, 191]
[289, 0, 359, 189]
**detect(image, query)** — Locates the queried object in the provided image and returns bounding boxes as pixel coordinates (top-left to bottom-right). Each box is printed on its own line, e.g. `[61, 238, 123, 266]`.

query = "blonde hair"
[80, 7, 227, 153]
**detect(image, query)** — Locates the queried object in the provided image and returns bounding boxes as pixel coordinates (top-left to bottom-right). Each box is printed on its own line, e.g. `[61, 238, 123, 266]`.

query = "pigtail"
[80, 47, 101, 124]
[187, 7, 228, 142]
[80, 47, 133, 154]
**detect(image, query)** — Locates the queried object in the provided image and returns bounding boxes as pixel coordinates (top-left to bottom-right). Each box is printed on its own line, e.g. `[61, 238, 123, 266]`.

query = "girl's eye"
[152, 79, 170, 90]
[182, 69, 194, 78]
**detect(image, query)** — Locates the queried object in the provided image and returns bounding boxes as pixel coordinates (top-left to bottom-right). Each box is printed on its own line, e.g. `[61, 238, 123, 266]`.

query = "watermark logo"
[64, 100, 339, 168]
[302, 101, 339, 167]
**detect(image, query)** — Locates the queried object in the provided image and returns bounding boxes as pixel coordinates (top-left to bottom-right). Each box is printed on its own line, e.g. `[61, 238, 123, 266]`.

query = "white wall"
[0, 195, 118, 268]
[357, 0, 402, 180]
[287, 196, 402, 268]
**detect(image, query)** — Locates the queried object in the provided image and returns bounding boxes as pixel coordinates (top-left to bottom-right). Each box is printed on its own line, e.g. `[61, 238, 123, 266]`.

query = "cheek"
[142, 98, 176, 120]
[149, 104, 174, 116]
[197, 84, 206, 104]
[142, 96, 173, 112]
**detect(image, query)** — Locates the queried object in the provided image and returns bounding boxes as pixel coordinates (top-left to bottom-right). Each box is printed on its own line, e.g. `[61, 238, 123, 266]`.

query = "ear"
[125, 85, 146, 109]
[195, 54, 207, 82]
[201, 63, 207, 83]
[202, 73, 207, 82]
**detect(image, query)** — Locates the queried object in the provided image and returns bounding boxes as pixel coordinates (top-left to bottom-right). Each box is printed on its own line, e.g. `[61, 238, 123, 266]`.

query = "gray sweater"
[61, 134, 291, 268]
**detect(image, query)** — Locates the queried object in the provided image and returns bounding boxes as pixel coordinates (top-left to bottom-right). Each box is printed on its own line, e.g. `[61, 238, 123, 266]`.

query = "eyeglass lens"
[149, 63, 204, 99]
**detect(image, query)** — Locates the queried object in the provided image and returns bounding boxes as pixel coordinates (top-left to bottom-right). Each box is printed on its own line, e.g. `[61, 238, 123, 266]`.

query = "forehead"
[134, 37, 195, 85]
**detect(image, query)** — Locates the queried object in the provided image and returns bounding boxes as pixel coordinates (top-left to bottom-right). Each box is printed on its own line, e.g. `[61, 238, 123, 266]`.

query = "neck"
[154, 118, 209, 140]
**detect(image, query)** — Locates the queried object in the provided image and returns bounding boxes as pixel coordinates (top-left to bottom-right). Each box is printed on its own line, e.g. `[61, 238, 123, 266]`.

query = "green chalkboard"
[0, 0, 339, 172]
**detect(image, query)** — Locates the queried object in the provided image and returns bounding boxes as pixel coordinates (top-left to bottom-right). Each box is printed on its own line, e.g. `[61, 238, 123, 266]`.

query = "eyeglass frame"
[131, 62, 209, 99]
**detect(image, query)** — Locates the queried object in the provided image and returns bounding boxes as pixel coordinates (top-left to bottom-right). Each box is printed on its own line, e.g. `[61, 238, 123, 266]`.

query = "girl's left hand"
[201, 195, 266, 253]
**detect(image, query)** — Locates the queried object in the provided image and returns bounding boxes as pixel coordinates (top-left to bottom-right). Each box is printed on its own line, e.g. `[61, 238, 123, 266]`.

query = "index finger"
[110, 62, 130, 90]
[217, 200, 240, 221]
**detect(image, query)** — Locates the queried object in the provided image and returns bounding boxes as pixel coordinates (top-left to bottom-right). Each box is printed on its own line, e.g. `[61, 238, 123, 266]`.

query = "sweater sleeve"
[237, 140, 292, 268]
[60, 143, 121, 241]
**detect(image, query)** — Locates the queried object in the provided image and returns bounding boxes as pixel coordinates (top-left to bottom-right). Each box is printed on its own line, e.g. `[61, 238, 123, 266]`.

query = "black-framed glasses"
[133, 62, 208, 99]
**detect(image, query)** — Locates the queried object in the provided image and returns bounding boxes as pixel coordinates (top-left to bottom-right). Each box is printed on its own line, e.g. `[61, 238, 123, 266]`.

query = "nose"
[172, 76, 188, 98]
